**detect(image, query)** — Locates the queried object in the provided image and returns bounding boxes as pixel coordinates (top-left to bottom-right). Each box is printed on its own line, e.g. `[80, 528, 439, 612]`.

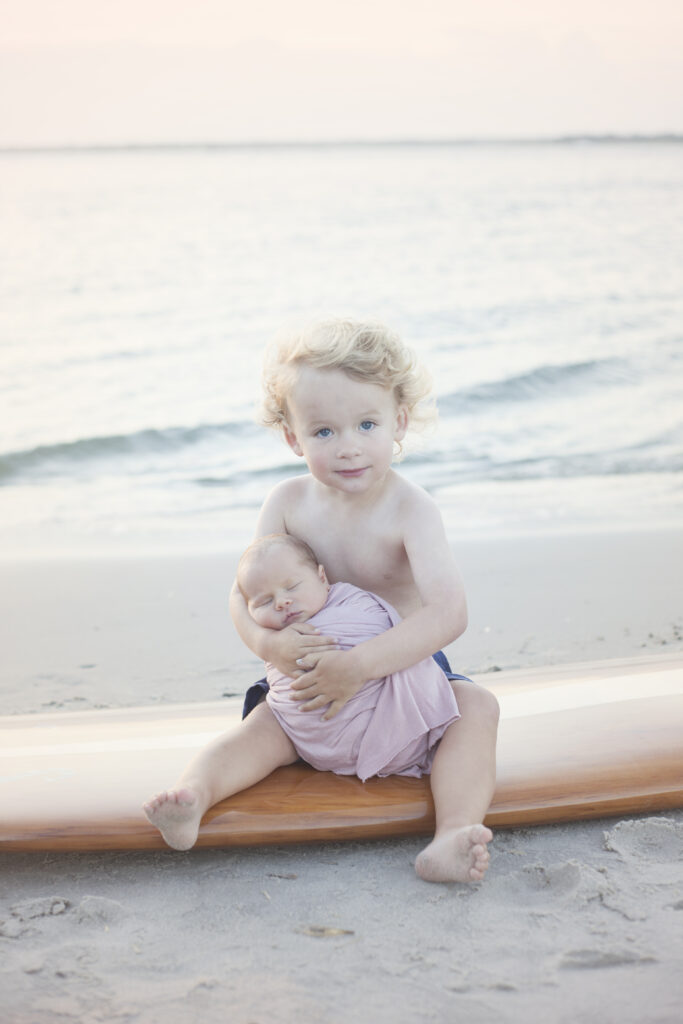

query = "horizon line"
[1, 133, 682, 154]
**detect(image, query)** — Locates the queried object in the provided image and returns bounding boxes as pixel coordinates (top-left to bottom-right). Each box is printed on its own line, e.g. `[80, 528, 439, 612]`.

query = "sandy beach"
[2, 527, 682, 1023]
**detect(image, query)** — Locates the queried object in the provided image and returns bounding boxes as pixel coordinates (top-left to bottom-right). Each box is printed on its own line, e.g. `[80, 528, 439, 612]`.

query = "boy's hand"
[289, 649, 366, 720]
[268, 623, 337, 679]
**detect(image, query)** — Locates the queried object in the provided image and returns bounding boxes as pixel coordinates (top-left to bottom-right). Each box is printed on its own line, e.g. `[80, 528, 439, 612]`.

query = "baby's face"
[241, 544, 329, 631]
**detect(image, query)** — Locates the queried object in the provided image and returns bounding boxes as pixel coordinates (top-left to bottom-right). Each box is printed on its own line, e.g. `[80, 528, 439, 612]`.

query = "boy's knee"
[472, 685, 500, 730]
[481, 687, 500, 728]
[452, 680, 500, 728]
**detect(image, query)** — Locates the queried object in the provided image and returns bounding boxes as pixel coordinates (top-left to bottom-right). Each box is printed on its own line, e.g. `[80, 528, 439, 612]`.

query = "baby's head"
[237, 533, 329, 631]
[260, 318, 435, 456]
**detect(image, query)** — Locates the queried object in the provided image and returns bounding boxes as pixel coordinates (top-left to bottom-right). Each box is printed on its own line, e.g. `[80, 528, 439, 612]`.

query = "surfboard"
[1, 656, 681, 852]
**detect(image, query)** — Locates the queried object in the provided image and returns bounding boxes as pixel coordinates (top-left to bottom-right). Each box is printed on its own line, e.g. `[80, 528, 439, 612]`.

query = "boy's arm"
[291, 494, 467, 718]
[356, 495, 467, 676]
[230, 480, 337, 675]
[230, 581, 337, 677]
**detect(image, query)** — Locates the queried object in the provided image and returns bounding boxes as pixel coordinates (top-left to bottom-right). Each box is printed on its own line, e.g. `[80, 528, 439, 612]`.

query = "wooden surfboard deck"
[1, 656, 681, 852]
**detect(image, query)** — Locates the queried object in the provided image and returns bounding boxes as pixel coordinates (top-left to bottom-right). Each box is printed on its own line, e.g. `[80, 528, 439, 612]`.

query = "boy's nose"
[275, 593, 292, 610]
[336, 433, 362, 457]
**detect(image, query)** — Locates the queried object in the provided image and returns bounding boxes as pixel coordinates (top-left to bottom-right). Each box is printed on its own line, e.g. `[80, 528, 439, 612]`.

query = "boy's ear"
[318, 564, 328, 585]
[394, 405, 408, 442]
[283, 423, 303, 457]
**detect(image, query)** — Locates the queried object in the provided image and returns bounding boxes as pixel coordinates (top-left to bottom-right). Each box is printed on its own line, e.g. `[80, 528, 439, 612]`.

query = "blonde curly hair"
[260, 318, 436, 451]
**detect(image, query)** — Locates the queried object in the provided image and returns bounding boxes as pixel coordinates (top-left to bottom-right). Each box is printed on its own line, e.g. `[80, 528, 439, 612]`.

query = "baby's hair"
[236, 533, 321, 597]
[260, 318, 436, 448]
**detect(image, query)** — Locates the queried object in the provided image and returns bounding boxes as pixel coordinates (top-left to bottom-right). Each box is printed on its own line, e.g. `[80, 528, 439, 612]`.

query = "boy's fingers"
[290, 623, 320, 635]
[295, 655, 322, 672]
[298, 640, 337, 663]
[289, 677, 313, 693]
[290, 625, 335, 643]
[305, 635, 336, 648]
[299, 694, 330, 712]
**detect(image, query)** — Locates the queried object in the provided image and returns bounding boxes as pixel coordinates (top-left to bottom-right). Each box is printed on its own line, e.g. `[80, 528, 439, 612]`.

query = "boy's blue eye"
[359, 420, 376, 431]
[316, 427, 333, 438]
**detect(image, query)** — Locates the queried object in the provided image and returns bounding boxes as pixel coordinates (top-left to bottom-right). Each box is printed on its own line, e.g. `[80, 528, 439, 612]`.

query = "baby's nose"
[275, 593, 292, 609]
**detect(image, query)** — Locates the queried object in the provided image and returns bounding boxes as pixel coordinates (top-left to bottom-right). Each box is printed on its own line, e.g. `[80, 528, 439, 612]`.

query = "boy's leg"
[143, 702, 297, 850]
[416, 680, 499, 883]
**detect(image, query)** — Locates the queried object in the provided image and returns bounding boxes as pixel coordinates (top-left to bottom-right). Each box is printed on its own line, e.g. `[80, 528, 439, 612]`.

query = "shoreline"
[2, 525, 681, 716]
[4, 135, 682, 155]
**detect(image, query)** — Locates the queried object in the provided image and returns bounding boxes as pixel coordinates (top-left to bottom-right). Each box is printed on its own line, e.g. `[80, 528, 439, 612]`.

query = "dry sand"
[1, 528, 682, 1023]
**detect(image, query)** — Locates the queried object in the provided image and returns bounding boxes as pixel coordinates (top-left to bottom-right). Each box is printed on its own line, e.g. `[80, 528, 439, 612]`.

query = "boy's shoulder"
[386, 472, 448, 539]
[389, 470, 441, 513]
[256, 474, 314, 532]
[265, 474, 313, 505]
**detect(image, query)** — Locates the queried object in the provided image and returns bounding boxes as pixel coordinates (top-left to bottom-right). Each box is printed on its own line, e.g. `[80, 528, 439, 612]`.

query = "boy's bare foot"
[415, 824, 493, 883]
[142, 788, 202, 851]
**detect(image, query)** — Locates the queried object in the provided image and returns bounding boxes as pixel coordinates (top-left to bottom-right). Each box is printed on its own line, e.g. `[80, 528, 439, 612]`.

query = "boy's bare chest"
[284, 501, 415, 610]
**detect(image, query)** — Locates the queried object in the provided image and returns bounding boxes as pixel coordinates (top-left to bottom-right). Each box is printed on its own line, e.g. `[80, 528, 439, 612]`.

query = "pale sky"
[1, 0, 681, 145]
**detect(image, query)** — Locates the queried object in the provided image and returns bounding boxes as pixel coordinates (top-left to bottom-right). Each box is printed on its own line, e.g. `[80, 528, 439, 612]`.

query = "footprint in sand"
[11, 896, 70, 921]
[559, 948, 656, 970]
[0, 896, 70, 939]
[603, 816, 683, 863]
[520, 861, 583, 895]
[76, 895, 127, 926]
[485, 859, 587, 907]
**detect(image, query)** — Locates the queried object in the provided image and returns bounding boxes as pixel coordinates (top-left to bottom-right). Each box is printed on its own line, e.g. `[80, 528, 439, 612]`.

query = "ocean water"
[1, 142, 682, 556]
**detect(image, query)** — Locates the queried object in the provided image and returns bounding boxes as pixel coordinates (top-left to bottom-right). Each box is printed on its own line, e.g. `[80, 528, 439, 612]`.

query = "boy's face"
[241, 544, 329, 631]
[282, 367, 407, 496]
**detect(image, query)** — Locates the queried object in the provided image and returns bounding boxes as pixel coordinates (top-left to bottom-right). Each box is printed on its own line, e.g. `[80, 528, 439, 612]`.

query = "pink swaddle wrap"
[265, 582, 460, 781]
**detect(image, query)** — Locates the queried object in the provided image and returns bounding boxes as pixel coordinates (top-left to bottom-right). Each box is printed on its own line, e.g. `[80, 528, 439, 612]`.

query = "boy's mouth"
[336, 467, 368, 478]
